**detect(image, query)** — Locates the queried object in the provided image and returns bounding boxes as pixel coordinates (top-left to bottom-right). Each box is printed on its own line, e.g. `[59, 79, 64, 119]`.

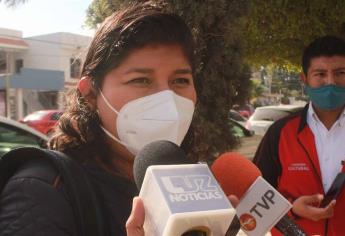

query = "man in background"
[254, 35, 345, 236]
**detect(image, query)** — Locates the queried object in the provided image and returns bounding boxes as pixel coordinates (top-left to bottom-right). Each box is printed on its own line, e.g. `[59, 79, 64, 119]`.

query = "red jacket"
[253, 104, 345, 236]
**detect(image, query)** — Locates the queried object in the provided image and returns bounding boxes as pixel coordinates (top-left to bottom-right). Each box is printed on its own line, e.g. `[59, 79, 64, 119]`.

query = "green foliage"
[249, 79, 265, 100]
[86, 0, 251, 162]
[160, 0, 251, 162]
[271, 66, 302, 96]
[233, 65, 252, 105]
[85, 0, 113, 29]
[245, 0, 345, 68]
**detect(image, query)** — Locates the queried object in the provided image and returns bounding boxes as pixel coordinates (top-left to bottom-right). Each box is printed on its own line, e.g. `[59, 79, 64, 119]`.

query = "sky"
[0, 0, 94, 37]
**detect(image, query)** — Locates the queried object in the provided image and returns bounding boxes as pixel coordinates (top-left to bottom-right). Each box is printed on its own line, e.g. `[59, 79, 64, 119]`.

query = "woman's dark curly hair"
[48, 2, 196, 165]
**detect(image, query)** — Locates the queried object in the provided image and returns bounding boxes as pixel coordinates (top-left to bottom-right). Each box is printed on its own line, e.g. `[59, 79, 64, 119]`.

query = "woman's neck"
[94, 138, 135, 180]
[112, 157, 134, 180]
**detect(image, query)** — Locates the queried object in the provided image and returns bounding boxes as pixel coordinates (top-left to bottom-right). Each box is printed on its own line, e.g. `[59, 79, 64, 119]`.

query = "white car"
[245, 105, 304, 136]
[0, 116, 48, 157]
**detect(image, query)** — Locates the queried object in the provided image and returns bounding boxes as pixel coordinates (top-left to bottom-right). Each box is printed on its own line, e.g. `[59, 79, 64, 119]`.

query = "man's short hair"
[302, 35, 345, 75]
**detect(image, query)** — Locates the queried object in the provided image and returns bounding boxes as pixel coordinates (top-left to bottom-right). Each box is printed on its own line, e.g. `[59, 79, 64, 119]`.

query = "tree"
[233, 64, 253, 105]
[250, 78, 265, 99]
[85, 0, 113, 29]
[271, 66, 302, 96]
[86, 0, 251, 162]
[245, 0, 345, 68]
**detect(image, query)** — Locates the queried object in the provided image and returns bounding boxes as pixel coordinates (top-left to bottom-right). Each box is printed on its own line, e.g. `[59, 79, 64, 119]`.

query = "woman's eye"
[172, 78, 191, 85]
[127, 77, 151, 85]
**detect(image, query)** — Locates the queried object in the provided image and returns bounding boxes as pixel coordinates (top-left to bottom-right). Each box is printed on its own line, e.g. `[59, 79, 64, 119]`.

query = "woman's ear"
[78, 76, 97, 108]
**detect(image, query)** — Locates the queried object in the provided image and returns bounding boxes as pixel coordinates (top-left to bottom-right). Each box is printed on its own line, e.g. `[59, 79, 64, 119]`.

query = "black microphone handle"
[275, 215, 306, 236]
[225, 214, 306, 236]
[225, 215, 241, 236]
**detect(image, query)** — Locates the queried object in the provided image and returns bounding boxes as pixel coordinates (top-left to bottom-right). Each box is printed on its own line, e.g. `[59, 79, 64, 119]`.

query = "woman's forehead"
[112, 44, 192, 70]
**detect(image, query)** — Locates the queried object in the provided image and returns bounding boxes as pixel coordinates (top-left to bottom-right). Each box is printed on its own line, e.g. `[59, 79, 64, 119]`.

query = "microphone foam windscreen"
[133, 140, 192, 190]
[211, 152, 261, 199]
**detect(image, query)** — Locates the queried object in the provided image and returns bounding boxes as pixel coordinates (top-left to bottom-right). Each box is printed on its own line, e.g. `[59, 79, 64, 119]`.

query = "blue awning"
[0, 68, 64, 90]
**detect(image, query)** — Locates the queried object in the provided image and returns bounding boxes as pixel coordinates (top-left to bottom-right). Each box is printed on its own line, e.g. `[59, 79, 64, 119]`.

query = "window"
[0, 122, 46, 156]
[70, 58, 81, 78]
[50, 112, 62, 121]
[0, 51, 6, 74]
[251, 109, 290, 122]
[251, 107, 304, 122]
[0, 123, 39, 145]
[229, 110, 247, 122]
[38, 91, 59, 109]
[15, 59, 23, 73]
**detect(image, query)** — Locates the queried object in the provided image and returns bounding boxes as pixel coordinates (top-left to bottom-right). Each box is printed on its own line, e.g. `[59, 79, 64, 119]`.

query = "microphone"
[133, 140, 236, 236]
[211, 152, 306, 236]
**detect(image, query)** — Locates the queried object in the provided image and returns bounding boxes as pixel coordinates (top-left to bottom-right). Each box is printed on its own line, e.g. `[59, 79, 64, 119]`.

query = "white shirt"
[307, 103, 345, 193]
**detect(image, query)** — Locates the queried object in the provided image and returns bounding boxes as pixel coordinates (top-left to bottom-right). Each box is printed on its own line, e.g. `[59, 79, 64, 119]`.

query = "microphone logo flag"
[160, 175, 223, 202]
[153, 165, 230, 213]
[235, 176, 292, 236]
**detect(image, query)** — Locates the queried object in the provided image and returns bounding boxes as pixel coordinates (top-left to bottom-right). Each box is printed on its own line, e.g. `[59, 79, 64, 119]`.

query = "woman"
[0, 3, 197, 236]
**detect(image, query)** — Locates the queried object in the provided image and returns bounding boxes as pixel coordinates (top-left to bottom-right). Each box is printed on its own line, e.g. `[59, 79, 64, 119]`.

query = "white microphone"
[133, 141, 236, 236]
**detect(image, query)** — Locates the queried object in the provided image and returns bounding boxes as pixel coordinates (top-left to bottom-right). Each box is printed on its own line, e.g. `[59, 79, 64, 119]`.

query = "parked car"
[232, 104, 255, 118]
[0, 116, 48, 157]
[246, 105, 304, 135]
[229, 109, 247, 126]
[230, 119, 262, 160]
[20, 110, 63, 135]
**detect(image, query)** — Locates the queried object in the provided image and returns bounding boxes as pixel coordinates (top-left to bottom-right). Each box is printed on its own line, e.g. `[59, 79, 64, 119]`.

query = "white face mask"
[99, 90, 195, 155]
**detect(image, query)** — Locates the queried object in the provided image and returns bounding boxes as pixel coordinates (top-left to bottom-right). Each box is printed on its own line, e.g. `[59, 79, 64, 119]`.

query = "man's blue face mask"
[305, 84, 345, 110]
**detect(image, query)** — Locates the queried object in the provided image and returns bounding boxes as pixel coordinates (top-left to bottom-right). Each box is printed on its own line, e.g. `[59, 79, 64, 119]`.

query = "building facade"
[0, 28, 91, 120]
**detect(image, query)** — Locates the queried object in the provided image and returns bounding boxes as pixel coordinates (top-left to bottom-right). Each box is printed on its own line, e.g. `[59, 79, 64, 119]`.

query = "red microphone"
[211, 152, 261, 199]
[211, 152, 306, 236]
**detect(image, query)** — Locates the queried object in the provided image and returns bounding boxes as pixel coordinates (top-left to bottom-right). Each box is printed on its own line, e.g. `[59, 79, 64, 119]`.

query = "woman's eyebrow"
[124, 68, 154, 74]
[173, 69, 192, 74]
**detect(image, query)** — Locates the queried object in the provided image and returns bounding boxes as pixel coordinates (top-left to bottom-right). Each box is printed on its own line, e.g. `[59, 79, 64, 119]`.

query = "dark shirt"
[0, 159, 138, 236]
[85, 164, 138, 235]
